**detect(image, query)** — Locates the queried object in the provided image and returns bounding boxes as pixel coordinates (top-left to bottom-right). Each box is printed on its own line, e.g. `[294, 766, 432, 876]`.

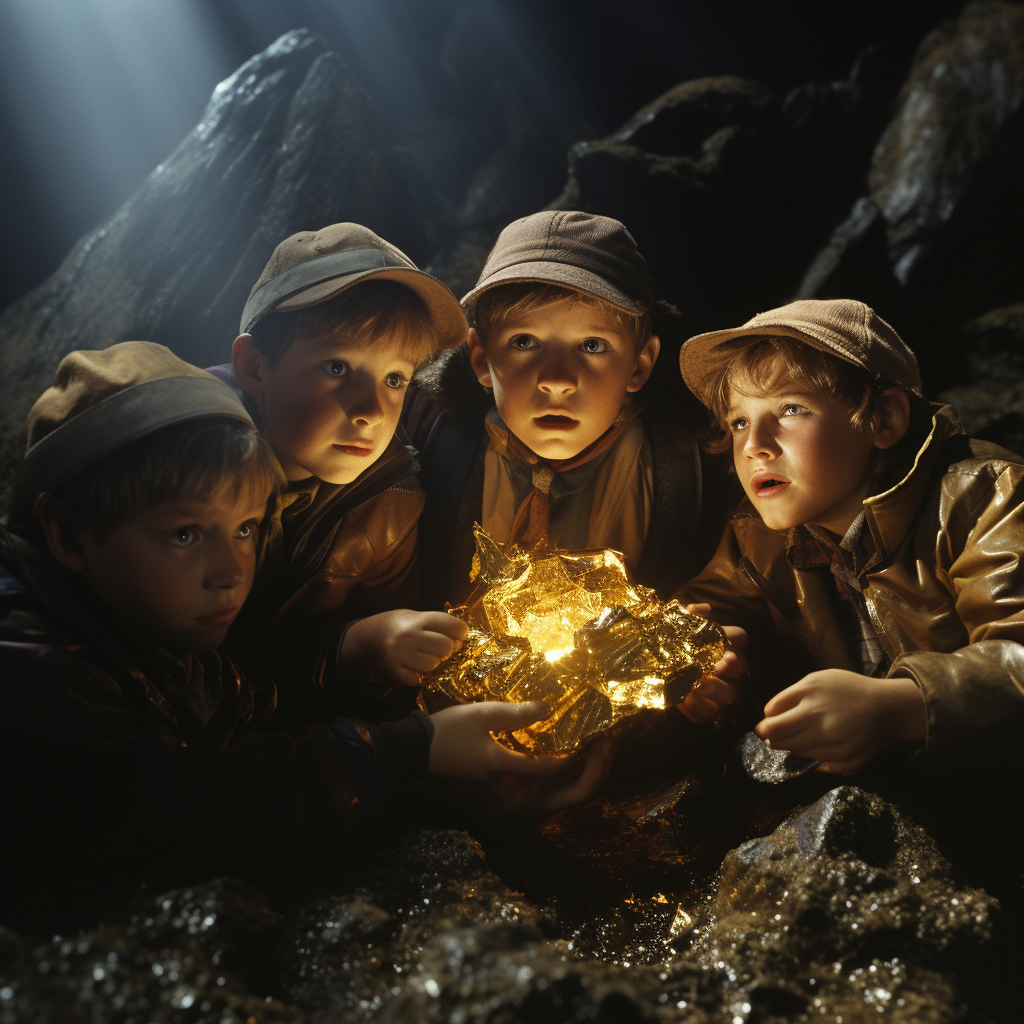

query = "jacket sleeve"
[673, 521, 774, 629]
[272, 485, 424, 692]
[1, 639, 432, 880]
[890, 462, 1024, 765]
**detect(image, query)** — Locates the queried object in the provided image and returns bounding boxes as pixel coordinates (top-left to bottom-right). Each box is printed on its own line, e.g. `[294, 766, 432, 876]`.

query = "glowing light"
[419, 526, 724, 754]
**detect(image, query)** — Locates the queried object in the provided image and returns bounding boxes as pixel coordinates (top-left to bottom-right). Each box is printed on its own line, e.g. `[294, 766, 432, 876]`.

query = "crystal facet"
[418, 526, 725, 754]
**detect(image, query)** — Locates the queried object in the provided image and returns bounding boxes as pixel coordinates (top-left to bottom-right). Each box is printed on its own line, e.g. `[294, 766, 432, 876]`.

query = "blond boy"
[678, 298, 1024, 771]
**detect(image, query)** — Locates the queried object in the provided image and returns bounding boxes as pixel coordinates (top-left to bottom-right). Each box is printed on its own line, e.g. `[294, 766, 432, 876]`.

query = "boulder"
[0, 29, 427, 511]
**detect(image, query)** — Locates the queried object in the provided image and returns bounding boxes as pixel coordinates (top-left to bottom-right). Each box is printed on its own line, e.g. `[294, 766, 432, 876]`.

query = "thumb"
[474, 700, 551, 731]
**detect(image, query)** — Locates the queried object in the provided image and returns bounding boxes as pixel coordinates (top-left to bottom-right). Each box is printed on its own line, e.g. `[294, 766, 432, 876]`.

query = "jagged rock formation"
[0, 29, 427, 508]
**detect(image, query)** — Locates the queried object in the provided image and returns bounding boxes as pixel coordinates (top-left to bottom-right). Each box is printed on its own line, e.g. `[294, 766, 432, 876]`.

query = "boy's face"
[726, 381, 880, 537]
[238, 331, 417, 484]
[468, 296, 658, 460]
[76, 483, 270, 654]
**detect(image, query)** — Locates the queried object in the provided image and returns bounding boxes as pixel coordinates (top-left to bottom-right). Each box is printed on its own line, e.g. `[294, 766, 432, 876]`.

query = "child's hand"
[755, 670, 926, 773]
[428, 701, 572, 782]
[342, 610, 470, 687]
[491, 735, 617, 817]
[678, 603, 748, 725]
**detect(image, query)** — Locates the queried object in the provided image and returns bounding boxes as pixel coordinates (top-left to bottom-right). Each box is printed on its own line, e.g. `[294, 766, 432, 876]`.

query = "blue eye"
[729, 418, 748, 432]
[580, 338, 609, 354]
[383, 372, 408, 390]
[322, 360, 350, 377]
[166, 527, 196, 547]
[510, 334, 539, 351]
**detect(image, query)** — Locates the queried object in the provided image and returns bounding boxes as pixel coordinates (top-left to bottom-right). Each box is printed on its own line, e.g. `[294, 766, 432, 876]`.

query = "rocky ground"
[2, 1, 1023, 1019]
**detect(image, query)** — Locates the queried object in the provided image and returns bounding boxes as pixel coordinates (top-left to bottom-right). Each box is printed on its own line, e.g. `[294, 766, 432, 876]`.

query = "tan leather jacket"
[679, 406, 1024, 766]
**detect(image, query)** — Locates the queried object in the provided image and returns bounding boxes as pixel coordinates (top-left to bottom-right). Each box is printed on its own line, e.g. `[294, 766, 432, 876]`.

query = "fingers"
[418, 612, 470, 641]
[721, 625, 748, 651]
[537, 739, 615, 814]
[762, 685, 804, 717]
[678, 692, 722, 724]
[472, 699, 551, 732]
[394, 667, 423, 688]
[683, 602, 711, 617]
[711, 649, 747, 680]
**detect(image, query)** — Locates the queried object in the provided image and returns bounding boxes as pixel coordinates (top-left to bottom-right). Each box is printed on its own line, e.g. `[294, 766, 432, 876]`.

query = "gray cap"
[462, 211, 655, 314]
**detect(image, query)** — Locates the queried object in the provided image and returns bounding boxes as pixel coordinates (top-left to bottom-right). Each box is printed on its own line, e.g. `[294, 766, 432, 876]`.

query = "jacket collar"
[861, 404, 964, 559]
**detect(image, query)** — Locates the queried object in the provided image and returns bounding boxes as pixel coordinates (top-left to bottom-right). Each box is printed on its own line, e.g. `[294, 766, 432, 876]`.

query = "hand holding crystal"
[342, 609, 470, 687]
[428, 700, 571, 781]
[677, 604, 748, 724]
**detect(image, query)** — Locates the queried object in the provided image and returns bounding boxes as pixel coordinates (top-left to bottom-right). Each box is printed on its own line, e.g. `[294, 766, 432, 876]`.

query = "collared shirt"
[481, 407, 654, 563]
[788, 514, 890, 678]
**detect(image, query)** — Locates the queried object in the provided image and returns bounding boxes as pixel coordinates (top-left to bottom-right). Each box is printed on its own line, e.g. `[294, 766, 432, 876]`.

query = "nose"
[536, 351, 578, 396]
[342, 376, 385, 427]
[743, 415, 781, 460]
[205, 534, 248, 591]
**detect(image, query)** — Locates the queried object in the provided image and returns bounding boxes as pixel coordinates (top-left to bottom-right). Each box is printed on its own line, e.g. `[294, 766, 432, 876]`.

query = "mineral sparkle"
[418, 525, 725, 754]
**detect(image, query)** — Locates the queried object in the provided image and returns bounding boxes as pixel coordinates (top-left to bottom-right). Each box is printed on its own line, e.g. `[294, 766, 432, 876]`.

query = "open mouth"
[534, 414, 578, 429]
[753, 475, 789, 496]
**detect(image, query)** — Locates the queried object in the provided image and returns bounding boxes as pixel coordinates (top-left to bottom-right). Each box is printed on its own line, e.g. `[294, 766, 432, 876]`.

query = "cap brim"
[461, 260, 647, 315]
[680, 322, 862, 403]
[249, 267, 468, 350]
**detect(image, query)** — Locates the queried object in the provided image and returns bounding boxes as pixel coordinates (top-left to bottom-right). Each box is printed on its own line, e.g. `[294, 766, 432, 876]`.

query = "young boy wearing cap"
[0, 341, 600, 925]
[407, 210, 729, 612]
[677, 298, 1024, 773]
[211, 223, 473, 715]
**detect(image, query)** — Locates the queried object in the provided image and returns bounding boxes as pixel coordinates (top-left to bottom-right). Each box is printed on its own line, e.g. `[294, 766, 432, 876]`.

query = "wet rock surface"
[2, 788, 1014, 1022]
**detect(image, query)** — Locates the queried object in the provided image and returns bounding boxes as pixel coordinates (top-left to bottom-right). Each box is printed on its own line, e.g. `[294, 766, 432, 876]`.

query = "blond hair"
[704, 335, 897, 453]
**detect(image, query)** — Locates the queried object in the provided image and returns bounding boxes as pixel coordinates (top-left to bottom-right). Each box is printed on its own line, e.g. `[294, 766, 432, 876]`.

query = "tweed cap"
[240, 222, 467, 349]
[679, 298, 923, 403]
[462, 210, 655, 314]
[25, 342, 253, 495]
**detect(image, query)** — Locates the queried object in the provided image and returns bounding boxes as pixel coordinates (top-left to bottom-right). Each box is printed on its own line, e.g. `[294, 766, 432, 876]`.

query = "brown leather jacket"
[209, 356, 425, 710]
[679, 406, 1024, 766]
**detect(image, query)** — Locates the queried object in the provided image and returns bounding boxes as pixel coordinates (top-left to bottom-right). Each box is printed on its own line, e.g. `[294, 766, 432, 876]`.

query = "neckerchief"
[484, 403, 642, 548]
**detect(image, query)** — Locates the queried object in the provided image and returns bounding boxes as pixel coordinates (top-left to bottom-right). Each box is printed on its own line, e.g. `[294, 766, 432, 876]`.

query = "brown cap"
[240, 222, 467, 349]
[679, 298, 923, 403]
[25, 341, 254, 494]
[462, 210, 655, 314]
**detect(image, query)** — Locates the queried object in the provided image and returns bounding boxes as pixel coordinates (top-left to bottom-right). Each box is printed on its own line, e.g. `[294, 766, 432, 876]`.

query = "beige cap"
[25, 341, 253, 494]
[240, 222, 468, 350]
[679, 298, 923, 403]
[462, 210, 655, 314]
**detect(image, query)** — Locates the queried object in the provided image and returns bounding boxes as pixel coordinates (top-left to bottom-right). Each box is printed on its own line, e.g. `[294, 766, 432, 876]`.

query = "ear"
[466, 328, 493, 390]
[232, 334, 269, 399]
[872, 388, 912, 450]
[626, 334, 661, 393]
[35, 494, 87, 572]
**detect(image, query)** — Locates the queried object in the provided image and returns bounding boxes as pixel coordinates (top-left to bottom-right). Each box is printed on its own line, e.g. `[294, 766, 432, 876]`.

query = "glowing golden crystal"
[418, 526, 725, 754]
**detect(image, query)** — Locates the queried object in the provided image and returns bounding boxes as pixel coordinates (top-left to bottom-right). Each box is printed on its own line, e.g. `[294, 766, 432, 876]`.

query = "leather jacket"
[679, 406, 1024, 766]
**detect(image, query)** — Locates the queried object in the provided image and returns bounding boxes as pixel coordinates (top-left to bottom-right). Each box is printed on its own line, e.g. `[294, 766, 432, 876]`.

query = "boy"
[406, 210, 729, 611]
[677, 297, 1024, 772]
[0, 342, 593, 925]
[211, 223, 473, 710]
